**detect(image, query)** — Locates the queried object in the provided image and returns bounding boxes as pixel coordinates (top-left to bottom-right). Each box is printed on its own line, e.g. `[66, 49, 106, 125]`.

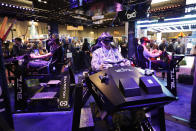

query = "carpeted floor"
[157, 77, 193, 121]
[157, 77, 196, 131]
[166, 120, 196, 131]
[164, 83, 193, 120]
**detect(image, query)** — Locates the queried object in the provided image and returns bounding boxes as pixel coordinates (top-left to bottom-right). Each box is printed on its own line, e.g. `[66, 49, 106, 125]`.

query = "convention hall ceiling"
[0, 0, 188, 28]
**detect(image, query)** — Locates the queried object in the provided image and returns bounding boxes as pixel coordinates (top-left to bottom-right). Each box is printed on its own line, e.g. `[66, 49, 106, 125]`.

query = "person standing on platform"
[91, 32, 130, 71]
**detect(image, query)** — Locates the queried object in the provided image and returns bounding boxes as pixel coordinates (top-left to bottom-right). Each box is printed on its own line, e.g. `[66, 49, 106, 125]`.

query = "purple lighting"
[5, 4, 8, 6]
[2, 3, 4, 6]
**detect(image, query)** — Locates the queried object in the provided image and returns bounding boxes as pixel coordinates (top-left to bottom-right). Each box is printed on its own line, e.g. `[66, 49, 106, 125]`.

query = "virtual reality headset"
[101, 36, 113, 42]
[140, 37, 150, 43]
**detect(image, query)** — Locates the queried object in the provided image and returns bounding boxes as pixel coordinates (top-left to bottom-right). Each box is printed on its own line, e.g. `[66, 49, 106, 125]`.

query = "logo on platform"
[60, 101, 68, 107]
[17, 76, 23, 100]
[115, 68, 133, 73]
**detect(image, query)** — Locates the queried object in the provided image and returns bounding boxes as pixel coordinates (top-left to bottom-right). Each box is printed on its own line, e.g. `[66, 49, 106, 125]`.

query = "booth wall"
[0, 17, 125, 40]
[0, 17, 48, 41]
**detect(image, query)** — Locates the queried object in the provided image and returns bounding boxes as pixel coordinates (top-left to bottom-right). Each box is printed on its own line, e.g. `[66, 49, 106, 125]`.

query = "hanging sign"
[67, 26, 83, 31]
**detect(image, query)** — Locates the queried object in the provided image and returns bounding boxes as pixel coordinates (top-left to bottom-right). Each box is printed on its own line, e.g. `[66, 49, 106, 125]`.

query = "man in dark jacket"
[11, 38, 23, 56]
[82, 38, 91, 69]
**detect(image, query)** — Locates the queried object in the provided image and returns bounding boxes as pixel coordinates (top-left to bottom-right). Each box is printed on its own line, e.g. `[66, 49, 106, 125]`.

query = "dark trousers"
[151, 60, 169, 69]
[187, 48, 192, 54]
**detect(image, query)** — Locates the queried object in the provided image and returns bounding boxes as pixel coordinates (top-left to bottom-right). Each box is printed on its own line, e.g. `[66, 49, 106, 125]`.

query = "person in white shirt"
[91, 32, 130, 71]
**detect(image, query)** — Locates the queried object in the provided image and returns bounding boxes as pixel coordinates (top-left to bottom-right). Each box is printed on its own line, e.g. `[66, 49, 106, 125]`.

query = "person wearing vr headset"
[28, 38, 62, 68]
[140, 37, 162, 59]
[139, 37, 170, 69]
[91, 32, 130, 71]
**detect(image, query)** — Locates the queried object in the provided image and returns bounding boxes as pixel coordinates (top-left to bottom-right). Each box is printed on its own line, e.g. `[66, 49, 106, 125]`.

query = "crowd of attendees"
[1, 33, 196, 73]
[145, 38, 195, 55]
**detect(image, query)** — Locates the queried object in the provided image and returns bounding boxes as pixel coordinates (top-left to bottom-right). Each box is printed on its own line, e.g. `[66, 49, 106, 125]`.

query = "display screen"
[34, 49, 39, 55]
[70, 0, 95, 8]
[26, 79, 40, 87]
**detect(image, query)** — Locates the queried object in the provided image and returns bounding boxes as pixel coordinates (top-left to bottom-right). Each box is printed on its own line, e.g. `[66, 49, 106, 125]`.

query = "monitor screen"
[70, 0, 95, 8]
[26, 79, 40, 87]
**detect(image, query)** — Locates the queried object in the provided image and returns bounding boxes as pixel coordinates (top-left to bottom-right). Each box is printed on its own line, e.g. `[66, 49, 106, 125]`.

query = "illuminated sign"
[127, 10, 136, 20]
[186, 0, 196, 5]
[185, 1, 196, 14]
[118, 9, 138, 21]
[67, 26, 84, 30]
[114, 31, 120, 35]
[185, 6, 196, 13]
